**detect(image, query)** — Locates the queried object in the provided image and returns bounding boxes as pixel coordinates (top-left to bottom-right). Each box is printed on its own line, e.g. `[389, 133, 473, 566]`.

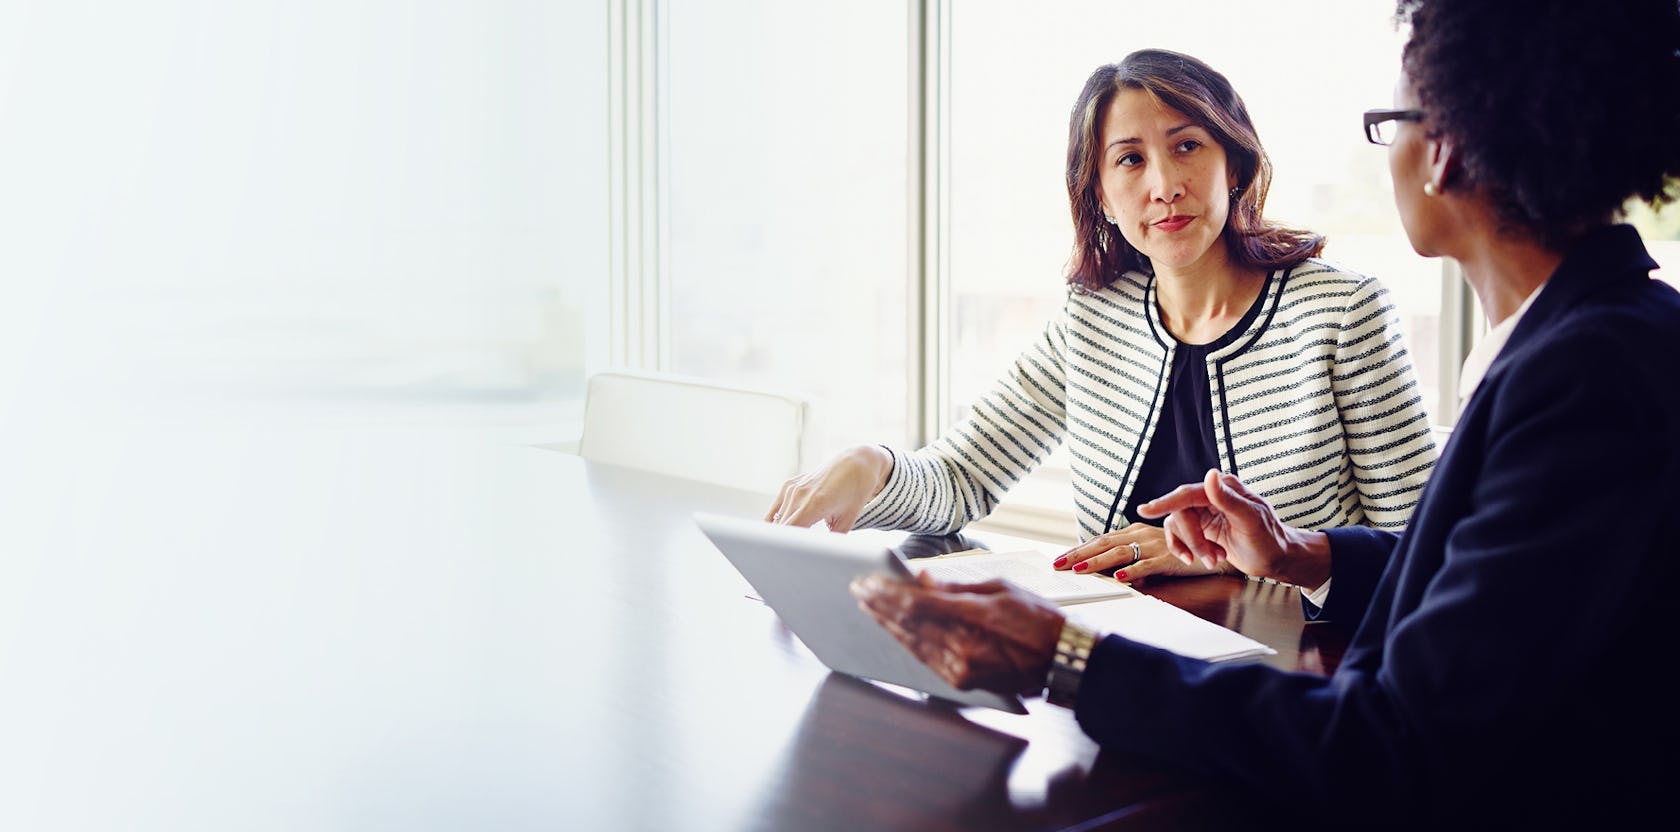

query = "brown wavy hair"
[1065, 50, 1324, 291]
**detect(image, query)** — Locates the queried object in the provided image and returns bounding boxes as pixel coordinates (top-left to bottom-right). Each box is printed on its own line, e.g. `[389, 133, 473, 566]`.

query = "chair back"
[576, 370, 808, 494]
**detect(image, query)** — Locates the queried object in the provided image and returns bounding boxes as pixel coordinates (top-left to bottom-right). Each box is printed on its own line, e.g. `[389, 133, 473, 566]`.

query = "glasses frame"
[1363, 109, 1426, 145]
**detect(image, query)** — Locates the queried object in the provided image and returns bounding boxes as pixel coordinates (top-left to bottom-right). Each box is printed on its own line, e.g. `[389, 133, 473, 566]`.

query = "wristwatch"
[1044, 619, 1097, 709]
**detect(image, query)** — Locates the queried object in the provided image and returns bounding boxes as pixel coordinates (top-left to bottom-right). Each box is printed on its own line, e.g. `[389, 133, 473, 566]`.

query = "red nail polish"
[1072, 562, 1087, 572]
[1115, 570, 1127, 580]
[1052, 556, 1067, 569]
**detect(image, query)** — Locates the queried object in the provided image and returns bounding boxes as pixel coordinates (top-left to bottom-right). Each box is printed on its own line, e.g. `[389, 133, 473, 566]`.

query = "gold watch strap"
[1044, 619, 1097, 709]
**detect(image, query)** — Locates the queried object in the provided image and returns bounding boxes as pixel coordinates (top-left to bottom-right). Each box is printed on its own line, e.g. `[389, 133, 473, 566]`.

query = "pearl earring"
[1103, 214, 1117, 225]
[1423, 182, 1439, 197]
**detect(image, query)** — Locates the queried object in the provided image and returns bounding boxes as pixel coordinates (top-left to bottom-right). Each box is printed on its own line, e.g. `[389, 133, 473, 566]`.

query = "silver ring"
[1129, 541, 1142, 564]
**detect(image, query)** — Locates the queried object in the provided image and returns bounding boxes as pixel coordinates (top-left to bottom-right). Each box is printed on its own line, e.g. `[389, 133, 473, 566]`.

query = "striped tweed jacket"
[855, 259, 1438, 541]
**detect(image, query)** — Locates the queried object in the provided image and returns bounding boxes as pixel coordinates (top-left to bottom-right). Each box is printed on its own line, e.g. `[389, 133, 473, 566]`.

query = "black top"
[1118, 285, 1267, 530]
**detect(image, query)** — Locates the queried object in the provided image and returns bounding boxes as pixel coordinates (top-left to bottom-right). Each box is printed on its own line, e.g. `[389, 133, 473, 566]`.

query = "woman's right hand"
[764, 445, 893, 533]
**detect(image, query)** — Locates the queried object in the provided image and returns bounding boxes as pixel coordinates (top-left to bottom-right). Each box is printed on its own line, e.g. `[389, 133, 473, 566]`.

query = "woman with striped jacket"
[767, 49, 1436, 592]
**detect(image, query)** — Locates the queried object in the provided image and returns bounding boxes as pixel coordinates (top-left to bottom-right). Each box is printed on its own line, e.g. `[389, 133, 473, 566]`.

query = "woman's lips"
[1154, 216, 1194, 232]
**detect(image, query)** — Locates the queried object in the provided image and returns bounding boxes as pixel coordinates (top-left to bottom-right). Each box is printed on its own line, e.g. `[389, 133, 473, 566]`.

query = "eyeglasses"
[1363, 109, 1425, 145]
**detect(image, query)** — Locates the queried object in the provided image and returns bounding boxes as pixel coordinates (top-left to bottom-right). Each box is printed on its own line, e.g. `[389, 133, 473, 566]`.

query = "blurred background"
[3, 0, 1673, 528]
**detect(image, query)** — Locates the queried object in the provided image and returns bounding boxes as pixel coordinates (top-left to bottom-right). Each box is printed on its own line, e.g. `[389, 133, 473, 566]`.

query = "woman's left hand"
[1053, 523, 1239, 583]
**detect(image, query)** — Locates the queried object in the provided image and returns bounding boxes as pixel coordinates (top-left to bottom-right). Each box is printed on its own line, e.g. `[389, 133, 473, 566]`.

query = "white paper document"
[1063, 594, 1276, 663]
[907, 547, 1274, 662]
[908, 549, 1137, 604]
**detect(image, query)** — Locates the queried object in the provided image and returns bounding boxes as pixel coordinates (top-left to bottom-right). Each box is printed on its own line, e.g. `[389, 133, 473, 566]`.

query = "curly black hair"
[1395, 0, 1680, 249]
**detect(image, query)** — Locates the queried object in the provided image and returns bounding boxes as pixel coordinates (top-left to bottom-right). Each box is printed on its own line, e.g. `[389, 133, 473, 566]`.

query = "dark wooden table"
[564, 453, 1352, 831]
[0, 430, 1350, 830]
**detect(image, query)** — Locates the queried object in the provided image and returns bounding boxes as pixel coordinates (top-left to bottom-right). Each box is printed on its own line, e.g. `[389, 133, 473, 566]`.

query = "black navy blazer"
[1074, 225, 1680, 828]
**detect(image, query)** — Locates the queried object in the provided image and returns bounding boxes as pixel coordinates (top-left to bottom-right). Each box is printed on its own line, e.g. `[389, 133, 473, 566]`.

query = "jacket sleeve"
[1330, 275, 1437, 530]
[1304, 525, 1397, 622]
[853, 299, 1071, 535]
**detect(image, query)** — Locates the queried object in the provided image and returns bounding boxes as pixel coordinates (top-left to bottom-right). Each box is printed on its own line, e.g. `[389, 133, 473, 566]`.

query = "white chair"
[572, 369, 809, 494]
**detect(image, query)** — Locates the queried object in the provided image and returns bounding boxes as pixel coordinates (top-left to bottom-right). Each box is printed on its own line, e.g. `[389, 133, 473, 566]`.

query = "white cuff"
[1301, 576, 1332, 609]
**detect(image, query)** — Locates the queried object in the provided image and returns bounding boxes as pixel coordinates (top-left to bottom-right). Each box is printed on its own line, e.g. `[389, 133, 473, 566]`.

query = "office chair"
[572, 369, 809, 495]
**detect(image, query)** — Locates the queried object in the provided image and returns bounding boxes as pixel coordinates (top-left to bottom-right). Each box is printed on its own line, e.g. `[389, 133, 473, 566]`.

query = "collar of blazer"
[1488, 223, 1659, 381]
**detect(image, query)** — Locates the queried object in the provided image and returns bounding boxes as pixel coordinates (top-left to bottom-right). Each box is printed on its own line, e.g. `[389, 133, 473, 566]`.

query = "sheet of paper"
[1063, 594, 1276, 662]
[908, 549, 1137, 603]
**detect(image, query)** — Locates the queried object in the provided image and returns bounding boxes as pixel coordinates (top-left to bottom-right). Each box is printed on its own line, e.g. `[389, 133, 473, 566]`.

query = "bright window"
[664, 1, 914, 455]
[0, 2, 602, 437]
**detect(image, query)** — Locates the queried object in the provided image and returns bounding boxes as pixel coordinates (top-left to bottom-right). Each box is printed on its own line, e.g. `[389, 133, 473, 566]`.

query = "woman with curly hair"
[852, 0, 1680, 827]
[768, 49, 1437, 588]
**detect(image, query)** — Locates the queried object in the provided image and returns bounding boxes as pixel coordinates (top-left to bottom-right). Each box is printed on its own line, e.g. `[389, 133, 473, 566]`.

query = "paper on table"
[908, 549, 1138, 604]
[905, 546, 1272, 662]
[1063, 594, 1276, 663]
